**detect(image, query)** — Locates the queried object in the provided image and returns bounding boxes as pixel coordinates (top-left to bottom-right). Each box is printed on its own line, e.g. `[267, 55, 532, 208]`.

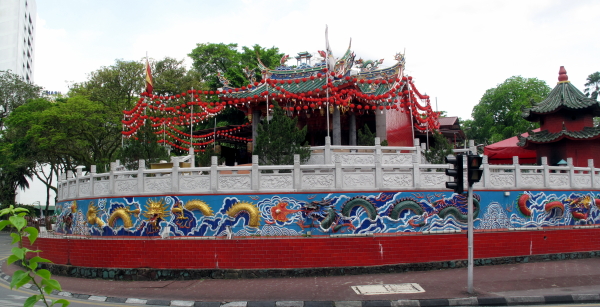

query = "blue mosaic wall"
[54, 190, 600, 237]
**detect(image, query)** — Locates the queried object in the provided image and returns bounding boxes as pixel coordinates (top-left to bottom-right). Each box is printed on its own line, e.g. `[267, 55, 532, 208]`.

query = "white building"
[0, 0, 36, 82]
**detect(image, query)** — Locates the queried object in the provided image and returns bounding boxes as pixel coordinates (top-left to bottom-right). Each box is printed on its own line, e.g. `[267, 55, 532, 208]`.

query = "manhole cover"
[351, 283, 425, 295]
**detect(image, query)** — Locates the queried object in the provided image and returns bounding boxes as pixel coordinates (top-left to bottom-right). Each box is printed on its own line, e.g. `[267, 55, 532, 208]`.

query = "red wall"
[385, 108, 413, 146]
[26, 228, 600, 270]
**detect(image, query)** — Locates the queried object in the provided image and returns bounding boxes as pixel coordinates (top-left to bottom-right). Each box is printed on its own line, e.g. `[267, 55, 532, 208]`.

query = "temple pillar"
[333, 105, 341, 145]
[376, 109, 387, 141]
[252, 109, 261, 151]
[349, 111, 357, 146]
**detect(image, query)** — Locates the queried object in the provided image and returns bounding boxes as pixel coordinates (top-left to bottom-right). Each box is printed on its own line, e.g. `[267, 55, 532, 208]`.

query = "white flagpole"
[190, 87, 194, 151]
[122, 114, 125, 148]
[325, 25, 331, 139]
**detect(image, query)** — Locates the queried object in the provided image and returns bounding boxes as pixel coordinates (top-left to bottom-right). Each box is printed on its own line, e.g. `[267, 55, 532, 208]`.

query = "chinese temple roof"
[522, 66, 600, 121]
[517, 125, 600, 148]
[123, 40, 440, 153]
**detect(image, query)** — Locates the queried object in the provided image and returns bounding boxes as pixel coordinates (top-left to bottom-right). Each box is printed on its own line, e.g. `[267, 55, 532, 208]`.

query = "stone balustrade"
[56, 138, 600, 201]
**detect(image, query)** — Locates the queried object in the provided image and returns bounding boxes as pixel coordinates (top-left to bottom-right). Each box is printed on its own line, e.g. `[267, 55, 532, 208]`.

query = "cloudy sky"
[19, 0, 600, 205]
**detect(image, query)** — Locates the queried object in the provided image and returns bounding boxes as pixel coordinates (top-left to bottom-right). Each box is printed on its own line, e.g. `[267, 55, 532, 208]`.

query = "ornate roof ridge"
[517, 126, 600, 147]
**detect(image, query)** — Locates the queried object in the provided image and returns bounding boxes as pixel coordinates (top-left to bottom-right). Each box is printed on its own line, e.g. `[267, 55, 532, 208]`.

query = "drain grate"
[351, 283, 425, 295]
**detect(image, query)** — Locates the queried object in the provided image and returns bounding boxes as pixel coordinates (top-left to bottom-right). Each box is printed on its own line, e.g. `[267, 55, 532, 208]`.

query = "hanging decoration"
[122, 49, 439, 153]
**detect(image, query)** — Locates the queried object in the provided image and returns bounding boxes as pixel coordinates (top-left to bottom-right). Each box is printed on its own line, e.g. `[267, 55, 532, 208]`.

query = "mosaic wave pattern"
[54, 191, 600, 237]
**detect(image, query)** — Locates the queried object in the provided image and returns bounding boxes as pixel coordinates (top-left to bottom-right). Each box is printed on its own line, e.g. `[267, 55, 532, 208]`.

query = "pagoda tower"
[518, 66, 600, 167]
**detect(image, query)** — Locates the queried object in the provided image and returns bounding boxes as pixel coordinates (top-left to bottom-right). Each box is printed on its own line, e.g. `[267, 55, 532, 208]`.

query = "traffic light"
[467, 154, 483, 186]
[445, 154, 463, 194]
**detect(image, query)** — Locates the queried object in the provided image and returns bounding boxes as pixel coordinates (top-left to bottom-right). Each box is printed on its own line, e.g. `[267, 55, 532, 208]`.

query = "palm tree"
[584, 72, 600, 100]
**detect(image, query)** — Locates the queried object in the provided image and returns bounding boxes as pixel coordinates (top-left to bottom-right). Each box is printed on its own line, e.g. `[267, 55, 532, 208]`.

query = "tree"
[467, 76, 551, 145]
[0, 70, 42, 130]
[584, 71, 600, 100]
[254, 105, 310, 165]
[423, 131, 455, 164]
[151, 57, 204, 96]
[28, 96, 122, 173]
[188, 43, 283, 90]
[0, 137, 34, 205]
[118, 123, 169, 170]
[2, 98, 58, 211]
[69, 59, 144, 112]
[357, 124, 376, 146]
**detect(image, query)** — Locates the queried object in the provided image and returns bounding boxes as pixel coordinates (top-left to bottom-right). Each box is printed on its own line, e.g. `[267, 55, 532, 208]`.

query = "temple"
[124, 42, 440, 157]
[518, 66, 600, 167]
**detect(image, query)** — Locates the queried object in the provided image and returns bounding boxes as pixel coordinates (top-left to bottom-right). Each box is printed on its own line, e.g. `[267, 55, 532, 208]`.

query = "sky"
[18, 0, 600, 206]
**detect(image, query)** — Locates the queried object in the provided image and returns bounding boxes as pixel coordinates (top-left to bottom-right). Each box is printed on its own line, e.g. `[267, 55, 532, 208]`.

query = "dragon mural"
[54, 190, 600, 237]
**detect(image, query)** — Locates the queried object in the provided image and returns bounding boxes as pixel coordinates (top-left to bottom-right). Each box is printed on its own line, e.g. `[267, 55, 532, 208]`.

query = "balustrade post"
[335, 155, 342, 189]
[324, 136, 332, 164]
[375, 153, 382, 188]
[189, 147, 195, 168]
[210, 156, 218, 192]
[293, 154, 301, 190]
[90, 165, 96, 197]
[375, 137, 381, 166]
[109, 162, 116, 195]
[589, 159, 595, 189]
[75, 166, 83, 198]
[414, 138, 421, 160]
[171, 157, 180, 193]
[468, 140, 476, 154]
[412, 152, 420, 188]
[567, 157, 574, 188]
[541, 157, 549, 188]
[60, 172, 66, 200]
[57, 172, 62, 201]
[67, 170, 74, 199]
[482, 155, 489, 188]
[252, 155, 259, 191]
[138, 160, 145, 193]
[513, 156, 521, 188]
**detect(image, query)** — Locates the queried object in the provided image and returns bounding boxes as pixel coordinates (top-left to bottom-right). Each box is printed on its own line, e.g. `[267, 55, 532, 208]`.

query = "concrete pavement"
[3, 255, 600, 306]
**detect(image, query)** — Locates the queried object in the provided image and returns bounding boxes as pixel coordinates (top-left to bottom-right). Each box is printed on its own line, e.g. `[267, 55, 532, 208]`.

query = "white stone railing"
[56, 140, 600, 201]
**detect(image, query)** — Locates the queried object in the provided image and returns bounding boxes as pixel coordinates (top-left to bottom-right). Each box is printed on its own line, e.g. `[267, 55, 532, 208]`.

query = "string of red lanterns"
[122, 69, 439, 151]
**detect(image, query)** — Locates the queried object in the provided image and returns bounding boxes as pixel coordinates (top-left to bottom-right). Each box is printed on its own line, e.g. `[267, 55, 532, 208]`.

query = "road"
[0, 231, 154, 307]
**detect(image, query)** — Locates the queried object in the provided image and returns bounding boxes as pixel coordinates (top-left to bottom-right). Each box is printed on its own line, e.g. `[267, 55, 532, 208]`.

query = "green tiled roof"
[223, 78, 329, 99]
[517, 125, 600, 148]
[522, 81, 600, 120]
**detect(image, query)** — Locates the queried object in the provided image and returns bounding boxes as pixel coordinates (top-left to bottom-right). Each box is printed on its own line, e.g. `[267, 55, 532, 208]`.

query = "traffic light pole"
[467, 183, 474, 294]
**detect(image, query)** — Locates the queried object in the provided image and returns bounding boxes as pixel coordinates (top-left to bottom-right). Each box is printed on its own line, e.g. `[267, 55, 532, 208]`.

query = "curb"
[2, 268, 600, 306]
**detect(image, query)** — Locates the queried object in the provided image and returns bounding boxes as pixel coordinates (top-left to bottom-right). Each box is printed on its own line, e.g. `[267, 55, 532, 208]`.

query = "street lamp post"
[33, 201, 43, 218]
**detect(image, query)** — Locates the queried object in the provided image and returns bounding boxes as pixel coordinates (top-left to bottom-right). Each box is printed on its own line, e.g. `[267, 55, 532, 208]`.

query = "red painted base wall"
[26, 229, 600, 270]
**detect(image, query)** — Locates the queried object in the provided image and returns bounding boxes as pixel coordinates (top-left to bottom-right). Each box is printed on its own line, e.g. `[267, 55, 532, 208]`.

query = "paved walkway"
[3, 256, 600, 306]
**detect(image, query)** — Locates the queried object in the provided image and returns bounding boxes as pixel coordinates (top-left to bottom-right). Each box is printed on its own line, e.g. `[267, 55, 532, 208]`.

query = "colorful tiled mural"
[54, 191, 600, 237]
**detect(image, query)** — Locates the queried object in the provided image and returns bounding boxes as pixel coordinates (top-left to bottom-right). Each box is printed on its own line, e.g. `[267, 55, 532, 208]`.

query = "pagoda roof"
[517, 125, 600, 149]
[522, 66, 600, 121]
